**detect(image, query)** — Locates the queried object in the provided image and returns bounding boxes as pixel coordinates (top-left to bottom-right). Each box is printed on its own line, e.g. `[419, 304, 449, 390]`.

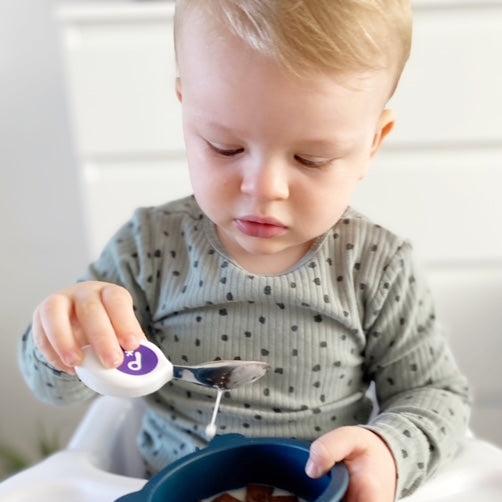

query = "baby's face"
[176, 10, 395, 265]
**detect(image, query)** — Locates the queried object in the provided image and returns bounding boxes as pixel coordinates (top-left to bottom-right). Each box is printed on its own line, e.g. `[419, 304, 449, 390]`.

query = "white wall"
[0, 0, 91, 469]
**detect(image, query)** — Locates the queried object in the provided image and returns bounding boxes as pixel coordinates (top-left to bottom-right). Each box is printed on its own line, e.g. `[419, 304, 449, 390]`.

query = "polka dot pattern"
[20, 196, 471, 499]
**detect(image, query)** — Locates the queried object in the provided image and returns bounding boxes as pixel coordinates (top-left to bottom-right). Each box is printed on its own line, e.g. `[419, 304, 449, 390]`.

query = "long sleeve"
[18, 324, 95, 405]
[18, 207, 155, 405]
[360, 242, 472, 498]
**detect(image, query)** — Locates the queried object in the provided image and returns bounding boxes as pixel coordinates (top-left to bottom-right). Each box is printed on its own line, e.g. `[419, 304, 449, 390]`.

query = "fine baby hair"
[174, 0, 413, 98]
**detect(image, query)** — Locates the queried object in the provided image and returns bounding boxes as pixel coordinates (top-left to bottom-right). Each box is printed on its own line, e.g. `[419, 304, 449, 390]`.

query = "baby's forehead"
[176, 11, 393, 116]
[182, 59, 389, 127]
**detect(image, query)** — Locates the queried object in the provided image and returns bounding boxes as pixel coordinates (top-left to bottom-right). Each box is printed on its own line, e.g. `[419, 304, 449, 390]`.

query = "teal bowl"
[116, 433, 349, 501]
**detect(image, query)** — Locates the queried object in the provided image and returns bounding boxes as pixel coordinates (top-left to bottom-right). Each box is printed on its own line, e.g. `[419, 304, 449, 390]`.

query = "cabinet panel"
[353, 149, 502, 263]
[59, 5, 183, 154]
[82, 159, 191, 258]
[427, 266, 502, 397]
[388, 5, 502, 146]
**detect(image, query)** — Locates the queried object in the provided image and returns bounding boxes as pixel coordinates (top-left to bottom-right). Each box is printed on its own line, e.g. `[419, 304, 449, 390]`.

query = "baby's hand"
[306, 426, 397, 502]
[32, 281, 146, 375]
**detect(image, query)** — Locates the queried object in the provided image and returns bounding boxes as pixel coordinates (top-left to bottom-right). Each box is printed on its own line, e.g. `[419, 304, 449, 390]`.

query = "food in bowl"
[204, 483, 305, 501]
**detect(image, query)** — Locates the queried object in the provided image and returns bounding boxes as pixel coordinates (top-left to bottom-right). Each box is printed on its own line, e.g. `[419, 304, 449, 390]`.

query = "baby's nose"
[240, 160, 289, 201]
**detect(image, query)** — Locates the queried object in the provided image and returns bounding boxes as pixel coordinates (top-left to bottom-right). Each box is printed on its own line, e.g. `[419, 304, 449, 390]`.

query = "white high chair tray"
[1, 397, 501, 501]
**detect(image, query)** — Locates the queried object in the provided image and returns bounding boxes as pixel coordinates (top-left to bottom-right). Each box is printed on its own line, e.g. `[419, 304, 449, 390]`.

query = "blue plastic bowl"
[116, 433, 349, 502]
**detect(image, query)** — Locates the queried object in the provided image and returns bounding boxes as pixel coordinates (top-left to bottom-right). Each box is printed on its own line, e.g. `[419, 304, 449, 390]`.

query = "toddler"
[20, 1, 471, 500]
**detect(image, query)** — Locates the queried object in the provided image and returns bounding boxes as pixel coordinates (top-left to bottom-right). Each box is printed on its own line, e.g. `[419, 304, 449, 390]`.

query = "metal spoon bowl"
[172, 360, 270, 390]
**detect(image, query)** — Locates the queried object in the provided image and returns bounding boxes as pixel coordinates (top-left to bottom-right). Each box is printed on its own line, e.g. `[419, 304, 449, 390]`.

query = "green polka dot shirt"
[19, 195, 471, 499]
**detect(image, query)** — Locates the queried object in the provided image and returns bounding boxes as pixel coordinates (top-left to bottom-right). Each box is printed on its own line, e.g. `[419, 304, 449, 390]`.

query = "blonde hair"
[174, 0, 413, 98]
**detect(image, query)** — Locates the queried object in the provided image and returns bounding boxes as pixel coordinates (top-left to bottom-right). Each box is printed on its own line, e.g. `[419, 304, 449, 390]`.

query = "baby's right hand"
[32, 281, 147, 375]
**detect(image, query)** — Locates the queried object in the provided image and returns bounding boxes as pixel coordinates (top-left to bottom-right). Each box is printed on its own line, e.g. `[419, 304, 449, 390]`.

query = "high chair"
[1, 394, 502, 501]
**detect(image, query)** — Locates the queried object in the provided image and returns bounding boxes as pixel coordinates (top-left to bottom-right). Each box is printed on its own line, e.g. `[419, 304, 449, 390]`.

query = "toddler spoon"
[75, 340, 269, 398]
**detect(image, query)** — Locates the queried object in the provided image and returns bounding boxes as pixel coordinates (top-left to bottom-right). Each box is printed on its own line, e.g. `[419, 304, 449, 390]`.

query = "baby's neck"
[231, 249, 308, 276]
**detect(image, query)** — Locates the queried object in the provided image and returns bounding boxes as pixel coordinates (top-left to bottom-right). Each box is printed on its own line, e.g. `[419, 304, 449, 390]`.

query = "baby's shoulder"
[110, 195, 204, 256]
[128, 195, 204, 239]
[330, 206, 413, 269]
[147, 195, 203, 226]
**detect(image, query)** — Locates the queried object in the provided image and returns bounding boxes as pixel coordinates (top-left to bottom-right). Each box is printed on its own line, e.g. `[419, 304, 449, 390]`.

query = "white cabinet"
[83, 158, 191, 250]
[62, 9, 183, 155]
[56, 0, 502, 446]
[353, 149, 502, 263]
[57, 2, 189, 254]
[388, 3, 502, 146]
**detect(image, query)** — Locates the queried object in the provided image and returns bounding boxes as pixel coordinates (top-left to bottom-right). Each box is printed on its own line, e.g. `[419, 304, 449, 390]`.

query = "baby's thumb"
[306, 439, 332, 478]
[305, 427, 354, 478]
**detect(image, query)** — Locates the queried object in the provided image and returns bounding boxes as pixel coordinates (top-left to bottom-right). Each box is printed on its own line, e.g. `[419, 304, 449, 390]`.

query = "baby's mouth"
[235, 217, 288, 238]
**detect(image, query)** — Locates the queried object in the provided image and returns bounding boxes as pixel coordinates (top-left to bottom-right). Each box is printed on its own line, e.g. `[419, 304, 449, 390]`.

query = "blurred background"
[1, 0, 501, 480]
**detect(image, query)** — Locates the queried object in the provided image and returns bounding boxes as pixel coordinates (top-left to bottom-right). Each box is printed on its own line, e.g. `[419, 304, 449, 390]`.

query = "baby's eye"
[294, 155, 331, 168]
[207, 141, 244, 157]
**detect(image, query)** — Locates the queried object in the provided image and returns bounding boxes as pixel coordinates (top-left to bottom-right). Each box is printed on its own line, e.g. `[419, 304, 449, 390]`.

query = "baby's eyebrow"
[298, 138, 356, 153]
[204, 119, 354, 150]
[204, 120, 241, 135]
[300, 134, 357, 146]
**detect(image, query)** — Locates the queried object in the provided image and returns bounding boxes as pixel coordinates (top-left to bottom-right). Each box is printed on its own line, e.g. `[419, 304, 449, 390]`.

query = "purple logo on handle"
[117, 344, 158, 376]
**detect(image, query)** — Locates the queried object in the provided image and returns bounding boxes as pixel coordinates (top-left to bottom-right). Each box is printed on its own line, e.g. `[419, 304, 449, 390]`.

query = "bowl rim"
[116, 434, 350, 502]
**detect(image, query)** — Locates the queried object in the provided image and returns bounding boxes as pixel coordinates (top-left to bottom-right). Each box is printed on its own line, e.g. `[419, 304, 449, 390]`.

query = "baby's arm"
[359, 242, 471, 497]
[306, 242, 471, 500]
[18, 208, 154, 405]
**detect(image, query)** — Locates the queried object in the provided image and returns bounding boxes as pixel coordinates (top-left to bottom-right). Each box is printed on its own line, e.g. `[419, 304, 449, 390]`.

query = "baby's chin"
[234, 236, 292, 255]
[234, 230, 318, 257]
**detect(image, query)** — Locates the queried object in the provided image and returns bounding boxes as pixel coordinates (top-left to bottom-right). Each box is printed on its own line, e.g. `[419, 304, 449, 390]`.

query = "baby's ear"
[175, 77, 183, 103]
[370, 109, 395, 157]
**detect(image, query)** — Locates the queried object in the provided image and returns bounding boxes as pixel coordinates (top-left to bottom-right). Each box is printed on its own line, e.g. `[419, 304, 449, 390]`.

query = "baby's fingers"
[100, 285, 146, 351]
[73, 288, 124, 368]
[38, 293, 84, 367]
[33, 308, 76, 375]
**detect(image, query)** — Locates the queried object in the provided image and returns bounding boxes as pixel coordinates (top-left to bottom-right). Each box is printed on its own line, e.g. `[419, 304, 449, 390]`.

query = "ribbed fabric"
[19, 195, 471, 499]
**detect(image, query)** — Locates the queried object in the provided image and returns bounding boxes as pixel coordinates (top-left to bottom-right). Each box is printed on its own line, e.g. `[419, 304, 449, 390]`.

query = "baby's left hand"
[306, 426, 397, 502]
